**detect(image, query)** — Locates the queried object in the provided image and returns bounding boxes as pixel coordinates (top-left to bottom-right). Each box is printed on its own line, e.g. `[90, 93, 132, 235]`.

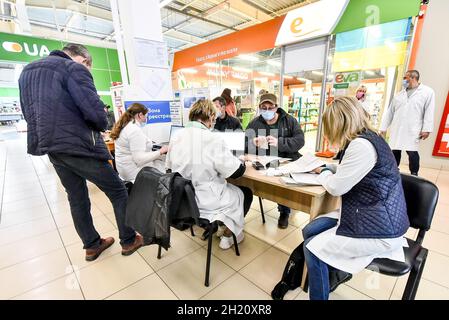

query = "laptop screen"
[169, 125, 184, 142]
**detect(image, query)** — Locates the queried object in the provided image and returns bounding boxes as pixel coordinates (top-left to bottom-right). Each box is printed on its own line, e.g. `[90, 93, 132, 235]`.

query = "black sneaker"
[329, 270, 352, 292]
[278, 213, 289, 229]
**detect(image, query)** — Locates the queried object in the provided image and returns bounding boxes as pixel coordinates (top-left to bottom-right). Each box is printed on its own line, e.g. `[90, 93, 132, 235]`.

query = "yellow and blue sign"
[333, 18, 412, 72]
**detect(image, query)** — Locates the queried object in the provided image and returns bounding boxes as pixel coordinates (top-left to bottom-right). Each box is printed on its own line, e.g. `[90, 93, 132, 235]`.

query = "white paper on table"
[289, 173, 322, 186]
[279, 153, 325, 174]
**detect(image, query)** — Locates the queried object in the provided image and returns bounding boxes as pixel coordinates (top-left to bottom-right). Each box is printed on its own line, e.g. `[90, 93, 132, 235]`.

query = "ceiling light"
[238, 54, 259, 62]
[180, 68, 198, 74]
[267, 60, 281, 67]
[232, 66, 252, 73]
[312, 71, 323, 76]
[365, 70, 376, 76]
[259, 71, 275, 76]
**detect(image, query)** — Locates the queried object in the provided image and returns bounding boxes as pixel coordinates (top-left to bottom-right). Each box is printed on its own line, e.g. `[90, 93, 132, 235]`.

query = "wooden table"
[229, 164, 340, 220]
[229, 162, 341, 290]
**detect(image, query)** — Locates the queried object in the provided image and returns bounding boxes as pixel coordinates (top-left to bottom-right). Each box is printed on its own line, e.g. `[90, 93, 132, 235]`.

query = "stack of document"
[279, 153, 325, 174]
[280, 173, 322, 186]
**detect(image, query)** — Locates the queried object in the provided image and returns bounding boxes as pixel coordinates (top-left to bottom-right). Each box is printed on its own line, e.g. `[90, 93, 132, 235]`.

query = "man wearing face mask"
[245, 93, 305, 228]
[19, 43, 144, 261]
[380, 70, 435, 176]
[213, 96, 242, 132]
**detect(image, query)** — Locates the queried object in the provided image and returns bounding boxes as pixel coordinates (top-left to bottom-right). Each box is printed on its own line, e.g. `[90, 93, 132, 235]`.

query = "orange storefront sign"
[172, 16, 285, 72]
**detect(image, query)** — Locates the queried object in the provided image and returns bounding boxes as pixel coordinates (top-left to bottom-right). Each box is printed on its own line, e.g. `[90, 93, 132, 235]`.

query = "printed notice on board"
[170, 101, 182, 126]
[134, 38, 168, 69]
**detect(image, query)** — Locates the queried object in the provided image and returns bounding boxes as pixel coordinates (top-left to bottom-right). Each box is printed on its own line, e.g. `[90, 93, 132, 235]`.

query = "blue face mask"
[216, 110, 222, 119]
[402, 80, 409, 89]
[137, 120, 146, 128]
[261, 110, 276, 121]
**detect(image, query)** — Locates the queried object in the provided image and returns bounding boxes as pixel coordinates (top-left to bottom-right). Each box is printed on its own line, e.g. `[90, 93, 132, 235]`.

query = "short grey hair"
[406, 70, 420, 81]
[63, 43, 92, 66]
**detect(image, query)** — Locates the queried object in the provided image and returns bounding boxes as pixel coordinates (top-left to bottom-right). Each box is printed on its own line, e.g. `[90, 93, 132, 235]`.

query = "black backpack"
[271, 242, 304, 300]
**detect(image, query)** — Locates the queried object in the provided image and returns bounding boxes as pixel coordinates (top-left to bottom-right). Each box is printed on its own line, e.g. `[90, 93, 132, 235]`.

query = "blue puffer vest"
[336, 130, 410, 239]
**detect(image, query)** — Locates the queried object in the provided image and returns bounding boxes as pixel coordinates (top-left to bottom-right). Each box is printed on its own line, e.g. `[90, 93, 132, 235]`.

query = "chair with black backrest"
[366, 173, 439, 300]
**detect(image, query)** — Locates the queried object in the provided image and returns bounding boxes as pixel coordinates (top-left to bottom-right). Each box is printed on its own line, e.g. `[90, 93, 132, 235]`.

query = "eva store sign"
[275, 0, 349, 46]
[2, 40, 50, 57]
[333, 72, 361, 89]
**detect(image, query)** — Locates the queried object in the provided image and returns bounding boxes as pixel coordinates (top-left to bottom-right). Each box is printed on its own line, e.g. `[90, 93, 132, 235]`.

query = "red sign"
[432, 92, 449, 158]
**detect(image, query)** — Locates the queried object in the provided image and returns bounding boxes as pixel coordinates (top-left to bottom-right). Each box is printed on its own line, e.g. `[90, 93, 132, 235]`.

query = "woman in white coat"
[166, 99, 253, 250]
[380, 70, 435, 176]
[286, 97, 409, 300]
[111, 103, 168, 182]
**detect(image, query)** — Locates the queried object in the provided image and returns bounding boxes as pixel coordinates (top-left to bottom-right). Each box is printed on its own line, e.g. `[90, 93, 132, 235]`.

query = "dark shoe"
[271, 281, 290, 300]
[329, 270, 352, 292]
[201, 229, 210, 241]
[278, 213, 289, 229]
[121, 234, 144, 256]
[85, 237, 115, 262]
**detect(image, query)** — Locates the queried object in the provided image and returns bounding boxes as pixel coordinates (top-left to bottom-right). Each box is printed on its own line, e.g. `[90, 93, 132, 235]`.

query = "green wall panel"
[334, 0, 421, 34]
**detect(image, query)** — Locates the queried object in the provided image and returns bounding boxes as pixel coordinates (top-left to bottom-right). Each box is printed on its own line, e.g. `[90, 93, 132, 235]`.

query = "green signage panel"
[0, 32, 122, 91]
[334, 0, 421, 34]
[334, 83, 350, 89]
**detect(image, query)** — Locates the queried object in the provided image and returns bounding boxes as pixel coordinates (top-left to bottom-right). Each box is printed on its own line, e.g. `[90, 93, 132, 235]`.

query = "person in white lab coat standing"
[380, 70, 435, 176]
[166, 99, 253, 250]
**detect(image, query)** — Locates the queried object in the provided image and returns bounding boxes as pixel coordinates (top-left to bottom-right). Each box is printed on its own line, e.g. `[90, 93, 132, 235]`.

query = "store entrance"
[282, 38, 328, 154]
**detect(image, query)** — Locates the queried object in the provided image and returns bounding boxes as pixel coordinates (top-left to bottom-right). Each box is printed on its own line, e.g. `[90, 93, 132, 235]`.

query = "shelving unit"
[288, 92, 320, 132]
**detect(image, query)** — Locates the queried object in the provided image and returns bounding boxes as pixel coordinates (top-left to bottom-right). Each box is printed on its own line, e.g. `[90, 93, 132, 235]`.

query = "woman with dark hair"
[111, 103, 167, 182]
[221, 88, 237, 117]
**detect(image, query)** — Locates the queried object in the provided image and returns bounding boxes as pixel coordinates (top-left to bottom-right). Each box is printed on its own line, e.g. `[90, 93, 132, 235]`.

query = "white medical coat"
[115, 122, 165, 182]
[166, 122, 245, 236]
[380, 84, 435, 151]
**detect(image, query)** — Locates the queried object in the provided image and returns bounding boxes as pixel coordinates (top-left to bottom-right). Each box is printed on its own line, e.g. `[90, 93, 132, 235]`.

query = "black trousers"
[49, 153, 136, 249]
[392, 150, 420, 175]
[237, 186, 253, 217]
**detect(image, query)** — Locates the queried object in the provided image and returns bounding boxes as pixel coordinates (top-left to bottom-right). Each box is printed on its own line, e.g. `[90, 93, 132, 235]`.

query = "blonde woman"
[166, 99, 253, 250]
[111, 103, 168, 182]
[300, 97, 409, 300]
[355, 85, 370, 113]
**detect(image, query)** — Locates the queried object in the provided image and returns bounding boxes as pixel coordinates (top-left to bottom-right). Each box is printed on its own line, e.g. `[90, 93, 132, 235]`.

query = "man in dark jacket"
[245, 93, 305, 229]
[213, 96, 242, 131]
[19, 44, 143, 261]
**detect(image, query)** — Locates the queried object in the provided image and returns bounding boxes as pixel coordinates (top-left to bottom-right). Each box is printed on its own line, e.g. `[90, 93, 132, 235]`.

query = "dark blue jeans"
[278, 204, 291, 216]
[49, 154, 136, 249]
[302, 217, 338, 300]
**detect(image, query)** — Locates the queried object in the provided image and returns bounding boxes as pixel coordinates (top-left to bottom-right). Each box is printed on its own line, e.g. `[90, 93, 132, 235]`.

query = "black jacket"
[19, 50, 110, 160]
[125, 167, 200, 249]
[245, 108, 305, 161]
[214, 114, 242, 132]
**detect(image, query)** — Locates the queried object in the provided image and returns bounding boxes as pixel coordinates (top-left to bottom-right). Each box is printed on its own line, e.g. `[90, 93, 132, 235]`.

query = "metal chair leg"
[205, 229, 213, 287]
[190, 225, 195, 237]
[258, 197, 266, 224]
[157, 245, 162, 259]
[402, 249, 428, 300]
[232, 233, 240, 256]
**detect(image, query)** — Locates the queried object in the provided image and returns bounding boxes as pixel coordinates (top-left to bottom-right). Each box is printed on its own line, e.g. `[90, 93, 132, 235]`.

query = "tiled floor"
[1, 128, 449, 300]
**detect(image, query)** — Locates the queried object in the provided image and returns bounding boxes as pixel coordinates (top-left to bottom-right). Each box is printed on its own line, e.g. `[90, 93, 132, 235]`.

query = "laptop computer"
[152, 125, 184, 150]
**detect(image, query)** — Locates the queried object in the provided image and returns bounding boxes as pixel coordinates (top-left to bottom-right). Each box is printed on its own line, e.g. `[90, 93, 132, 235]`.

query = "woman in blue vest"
[304, 96, 410, 300]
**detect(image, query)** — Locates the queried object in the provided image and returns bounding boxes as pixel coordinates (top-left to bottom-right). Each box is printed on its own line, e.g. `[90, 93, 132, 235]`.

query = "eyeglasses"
[259, 106, 277, 111]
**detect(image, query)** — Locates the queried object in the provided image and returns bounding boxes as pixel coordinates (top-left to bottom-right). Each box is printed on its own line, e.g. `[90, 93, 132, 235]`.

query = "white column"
[414, 0, 449, 169]
[111, 0, 173, 143]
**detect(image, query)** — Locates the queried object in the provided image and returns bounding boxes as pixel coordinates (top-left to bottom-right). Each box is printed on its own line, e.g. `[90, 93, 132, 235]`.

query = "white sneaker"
[216, 225, 226, 238]
[219, 232, 244, 250]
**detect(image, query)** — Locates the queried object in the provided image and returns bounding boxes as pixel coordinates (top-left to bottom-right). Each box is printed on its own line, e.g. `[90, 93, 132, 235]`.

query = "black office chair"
[366, 173, 439, 300]
[157, 218, 240, 287]
[258, 197, 266, 224]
